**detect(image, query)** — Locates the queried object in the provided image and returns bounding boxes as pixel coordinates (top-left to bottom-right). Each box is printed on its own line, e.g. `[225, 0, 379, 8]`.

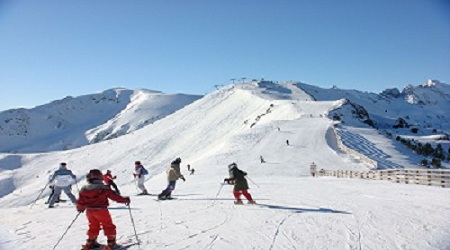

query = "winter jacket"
[228, 168, 249, 191]
[77, 180, 129, 210]
[49, 165, 77, 187]
[134, 165, 145, 178]
[103, 173, 115, 184]
[167, 162, 184, 182]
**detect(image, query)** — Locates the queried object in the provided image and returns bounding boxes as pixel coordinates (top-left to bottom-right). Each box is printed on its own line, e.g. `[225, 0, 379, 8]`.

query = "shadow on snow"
[257, 203, 351, 214]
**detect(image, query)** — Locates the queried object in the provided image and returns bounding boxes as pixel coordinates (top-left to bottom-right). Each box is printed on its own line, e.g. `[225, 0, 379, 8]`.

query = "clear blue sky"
[0, 0, 449, 111]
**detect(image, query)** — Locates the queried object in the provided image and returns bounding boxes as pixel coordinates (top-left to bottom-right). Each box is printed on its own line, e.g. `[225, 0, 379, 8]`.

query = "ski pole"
[127, 205, 141, 250]
[30, 182, 49, 209]
[208, 183, 225, 208]
[52, 211, 81, 250]
[214, 183, 225, 200]
[246, 176, 260, 188]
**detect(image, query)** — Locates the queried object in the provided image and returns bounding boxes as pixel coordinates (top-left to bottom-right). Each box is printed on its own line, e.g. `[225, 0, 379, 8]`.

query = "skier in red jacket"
[77, 169, 130, 250]
[103, 170, 120, 194]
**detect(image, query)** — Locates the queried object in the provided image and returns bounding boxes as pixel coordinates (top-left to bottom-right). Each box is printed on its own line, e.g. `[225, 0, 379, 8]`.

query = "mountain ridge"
[0, 88, 202, 153]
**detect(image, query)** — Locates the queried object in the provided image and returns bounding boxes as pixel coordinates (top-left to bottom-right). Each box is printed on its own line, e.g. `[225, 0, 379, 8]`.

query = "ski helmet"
[135, 161, 141, 165]
[228, 162, 237, 170]
[59, 162, 67, 169]
[173, 157, 181, 164]
[86, 169, 103, 180]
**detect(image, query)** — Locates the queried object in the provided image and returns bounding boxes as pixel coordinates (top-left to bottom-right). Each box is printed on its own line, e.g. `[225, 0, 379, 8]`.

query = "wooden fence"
[317, 168, 450, 188]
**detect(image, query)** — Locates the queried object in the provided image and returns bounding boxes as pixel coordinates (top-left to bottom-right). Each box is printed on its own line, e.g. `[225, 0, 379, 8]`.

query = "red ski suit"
[76, 181, 129, 241]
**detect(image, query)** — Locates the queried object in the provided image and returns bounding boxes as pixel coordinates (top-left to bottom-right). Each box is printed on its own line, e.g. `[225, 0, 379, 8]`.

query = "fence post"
[441, 170, 446, 188]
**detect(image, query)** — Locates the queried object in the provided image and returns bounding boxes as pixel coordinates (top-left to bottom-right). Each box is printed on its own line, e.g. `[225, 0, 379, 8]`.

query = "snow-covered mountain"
[296, 79, 450, 168]
[0, 88, 202, 153]
[296, 79, 450, 132]
[0, 80, 449, 250]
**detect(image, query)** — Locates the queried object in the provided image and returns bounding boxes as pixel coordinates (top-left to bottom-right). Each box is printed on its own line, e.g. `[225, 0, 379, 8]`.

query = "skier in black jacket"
[224, 163, 256, 205]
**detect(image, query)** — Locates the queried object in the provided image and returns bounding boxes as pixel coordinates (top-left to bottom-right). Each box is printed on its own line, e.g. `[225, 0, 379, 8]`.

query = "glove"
[133, 173, 136, 178]
[223, 178, 229, 183]
[181, 176, 186, 182]
[77, 209, 85, 213]
[125, 197, 131, 206]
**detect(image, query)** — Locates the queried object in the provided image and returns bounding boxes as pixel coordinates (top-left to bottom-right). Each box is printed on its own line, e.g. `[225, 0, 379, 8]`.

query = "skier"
[224, 163, 256, 204]
[286, 139, 290, 146]
[103, 170, 120, 194]
[133, 161, 148, 195]
[77, 169, 130, 250]
[158, 157, 185, 200]
[260, 155, 265, 163]
[48, 162, 77, 208]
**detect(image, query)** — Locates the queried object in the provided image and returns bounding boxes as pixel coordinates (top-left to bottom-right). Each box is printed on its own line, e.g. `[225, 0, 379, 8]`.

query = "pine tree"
[423, 143, 434, 156]
[420, 159, 429, 167]
[431, 158, 442, 168]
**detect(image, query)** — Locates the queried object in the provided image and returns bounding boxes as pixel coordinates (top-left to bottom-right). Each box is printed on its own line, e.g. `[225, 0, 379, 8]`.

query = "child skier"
[103, 170, 120, 194]
[133, 161, 148, 195]
[48, 162, 77, 208]
[158, 157, 185, 200]
[224, 163, 256, 204]
[77, 169, 130, 250]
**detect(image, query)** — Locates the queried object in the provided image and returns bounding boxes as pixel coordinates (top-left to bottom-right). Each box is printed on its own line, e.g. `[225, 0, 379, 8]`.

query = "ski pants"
[107, 181, 120, 194]
[233, 189, 253, 201]
[86, 209, 116, 241]
[136, 176, 147, 193]
[160, 181, 176, 197]
[49, 185, 77, 206]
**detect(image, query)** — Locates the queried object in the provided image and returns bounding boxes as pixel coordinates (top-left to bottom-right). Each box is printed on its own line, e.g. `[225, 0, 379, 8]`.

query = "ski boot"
[81, 239, 101, 250]
[103, 239, 117, 250]
[248, 200, 257, 204]
[138, 190, 149, 195]
[234, 200, 243, 205]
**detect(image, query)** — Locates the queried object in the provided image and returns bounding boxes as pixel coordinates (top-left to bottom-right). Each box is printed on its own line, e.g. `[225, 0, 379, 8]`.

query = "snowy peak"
[0, 88, 202, 153]
[402, 79, 450, 105]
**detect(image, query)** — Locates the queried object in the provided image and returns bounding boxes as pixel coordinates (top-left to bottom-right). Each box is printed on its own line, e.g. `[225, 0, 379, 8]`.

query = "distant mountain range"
[0, 80, 448, 160]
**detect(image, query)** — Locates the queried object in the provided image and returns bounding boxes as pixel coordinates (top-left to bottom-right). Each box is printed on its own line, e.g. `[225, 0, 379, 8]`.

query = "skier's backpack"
[141, 166, 149, 175]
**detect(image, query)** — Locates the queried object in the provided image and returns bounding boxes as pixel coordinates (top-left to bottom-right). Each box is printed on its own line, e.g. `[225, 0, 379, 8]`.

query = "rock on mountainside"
[0, 88, 202, 153]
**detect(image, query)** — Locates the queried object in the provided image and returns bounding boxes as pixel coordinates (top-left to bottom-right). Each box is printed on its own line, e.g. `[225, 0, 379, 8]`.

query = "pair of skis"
[81, 241, 137, 250]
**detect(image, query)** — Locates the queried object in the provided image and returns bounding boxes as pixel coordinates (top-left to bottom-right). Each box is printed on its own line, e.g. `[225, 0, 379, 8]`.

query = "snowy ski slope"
[0, 83, 449, 249]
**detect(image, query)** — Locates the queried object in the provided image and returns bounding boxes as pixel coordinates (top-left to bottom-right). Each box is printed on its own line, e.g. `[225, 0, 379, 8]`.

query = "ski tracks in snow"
[268, 213, 296, 250]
